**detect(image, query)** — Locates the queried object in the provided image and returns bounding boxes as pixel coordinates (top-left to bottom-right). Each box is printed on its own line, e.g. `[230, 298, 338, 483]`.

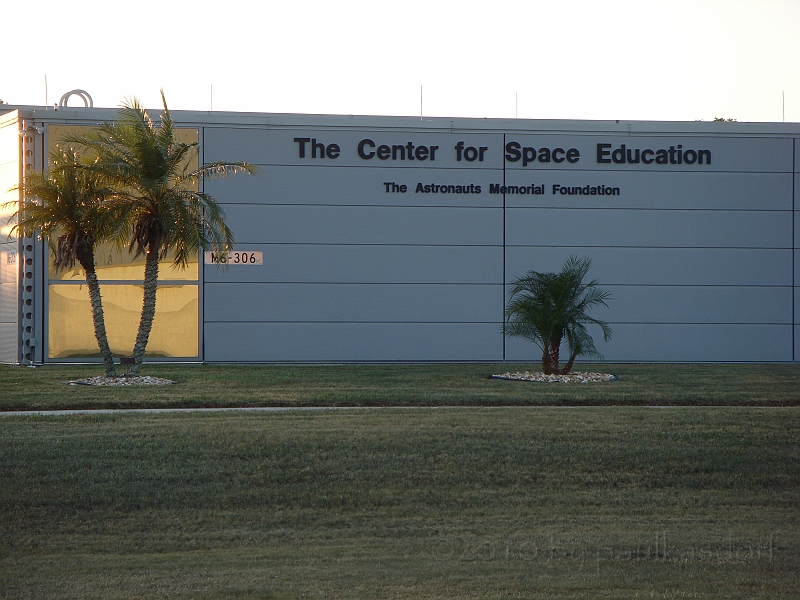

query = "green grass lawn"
[1, 364, 798, 598]
[1, 407, 797, 599]
[1, 363, 799, 410]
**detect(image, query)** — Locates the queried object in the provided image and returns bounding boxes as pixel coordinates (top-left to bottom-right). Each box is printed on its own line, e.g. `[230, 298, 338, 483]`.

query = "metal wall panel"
[793, 151, 798, 362]
[203, 127, 509, 361]
[0, 112, 19, 364]
[503, 135, 792, 173]
[199, 123, 797, 363]
[204, 282, 503, 322]
[0, 282, 18, 322]
[0, 323, 18, 364]
[504, 171, 792, 211]
[0, 246, 18, 283]
[506, 208, 790, 249]
[794, 250, 799, 332]
[0, 161, 18, 205]
[795, 217, 800, 266]
[795, 140, 800, 172]
[505, 324, 793, 362]
[204, 322, 503, 362]
[794, 307, 799, 358]
[505, 247, 792, 287]
[207, 165, 503, 208]
[602, 285, 791, 324]
[204, 128, 506, 169]
[204, 245, 503, 284]
[222, 205, 503, 246]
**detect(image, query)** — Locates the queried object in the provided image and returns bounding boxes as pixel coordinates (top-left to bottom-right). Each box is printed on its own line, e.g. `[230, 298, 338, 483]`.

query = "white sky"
[1, 0, 799, 123]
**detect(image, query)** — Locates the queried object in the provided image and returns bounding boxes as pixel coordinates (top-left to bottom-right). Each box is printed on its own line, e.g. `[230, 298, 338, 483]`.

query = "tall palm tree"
[503, 256, 612, 375]
[73, 91, 255, 375]
[6, 147, 119, 376]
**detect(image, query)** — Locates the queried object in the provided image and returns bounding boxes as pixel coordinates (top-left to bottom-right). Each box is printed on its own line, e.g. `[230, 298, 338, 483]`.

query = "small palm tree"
[503, 256, 612, 375]
[6, 147, 119, 376]
[73, 91, 255, 375]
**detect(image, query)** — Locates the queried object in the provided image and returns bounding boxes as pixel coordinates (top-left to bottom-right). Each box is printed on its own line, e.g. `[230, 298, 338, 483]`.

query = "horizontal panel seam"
[222, 203, 792, 213]
[206, 320, 504, 324]
[506, 244, 792, 249]
[231, 243, 505, 247]
[204, 282, 504, 286]
[202, 282, 792, 288]
[504, 207, 792, 213]
[205, 320, 793, 326]
[48, 281, 198, 285]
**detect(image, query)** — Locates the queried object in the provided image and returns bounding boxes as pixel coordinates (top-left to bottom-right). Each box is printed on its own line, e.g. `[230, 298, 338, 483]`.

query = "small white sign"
[205, 250, 263, 265]
[5, 252, 16, 265]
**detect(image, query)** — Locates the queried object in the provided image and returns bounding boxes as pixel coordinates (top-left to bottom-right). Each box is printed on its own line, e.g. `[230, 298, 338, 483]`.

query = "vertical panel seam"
[502, 133, 506, 361]
[36, 120, 45, 364]
[201, 125, 206, 364]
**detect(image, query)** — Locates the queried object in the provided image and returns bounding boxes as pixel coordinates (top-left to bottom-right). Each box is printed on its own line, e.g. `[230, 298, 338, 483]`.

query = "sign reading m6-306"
[204, 251, 263, 265]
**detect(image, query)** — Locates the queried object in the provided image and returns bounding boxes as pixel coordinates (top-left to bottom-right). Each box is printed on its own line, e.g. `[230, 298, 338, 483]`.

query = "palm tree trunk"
[130, 246, 160, 376]
[78, 252, 116, 377]
[548, 342, 560, 375]
[562, 353, 577, 375]
[541, 351, 551, 374]
[542, 342, 560, 375]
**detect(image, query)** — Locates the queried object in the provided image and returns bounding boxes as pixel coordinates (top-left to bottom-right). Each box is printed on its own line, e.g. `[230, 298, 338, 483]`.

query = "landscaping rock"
[491, 371, 617, 383]
[68, 376, 175, 386]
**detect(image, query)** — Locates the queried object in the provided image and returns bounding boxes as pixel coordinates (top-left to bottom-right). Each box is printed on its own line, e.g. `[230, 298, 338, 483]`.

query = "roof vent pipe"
[58, 90, 93, 108]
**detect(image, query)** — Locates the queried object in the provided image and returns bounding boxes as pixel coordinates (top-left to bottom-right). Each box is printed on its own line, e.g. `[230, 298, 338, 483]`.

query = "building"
[1, 102, 798, 365]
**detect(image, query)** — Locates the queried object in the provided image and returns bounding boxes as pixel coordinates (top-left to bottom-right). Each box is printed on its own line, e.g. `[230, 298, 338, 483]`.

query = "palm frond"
[188, 161, 257, 182]
[5, 146, 117, 271]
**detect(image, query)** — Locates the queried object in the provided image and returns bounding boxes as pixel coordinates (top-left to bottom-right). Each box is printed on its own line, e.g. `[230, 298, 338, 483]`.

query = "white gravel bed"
[492, 371, 617, 383]
[68, 376, 176, 386]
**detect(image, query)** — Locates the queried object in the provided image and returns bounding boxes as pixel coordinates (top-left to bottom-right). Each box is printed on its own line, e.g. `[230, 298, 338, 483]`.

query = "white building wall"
[0, 111, 20, 364]
[203, 127, 505, 361]
[503, 133, 794, 362]
[200, 119, 798, 363]
[795, 139, 799, 358]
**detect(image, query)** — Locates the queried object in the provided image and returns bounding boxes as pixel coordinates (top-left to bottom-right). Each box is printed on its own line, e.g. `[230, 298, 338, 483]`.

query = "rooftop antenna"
[420, 85, 423, 121]
[782, 90, 785, 122]
[45, 75, 48, 106]
[516, 92, 518, 118]
[210, 84, 213, 112]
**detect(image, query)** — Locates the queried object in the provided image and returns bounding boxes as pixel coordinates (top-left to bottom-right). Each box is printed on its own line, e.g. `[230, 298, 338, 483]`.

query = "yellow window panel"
[49, 244, 198, 281]
[48, 284, 198, 359]
[45, 125, 201, 281]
